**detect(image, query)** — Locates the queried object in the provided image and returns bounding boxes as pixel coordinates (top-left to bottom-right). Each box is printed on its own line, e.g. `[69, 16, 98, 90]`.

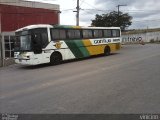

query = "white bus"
[14, 24, 121, 65]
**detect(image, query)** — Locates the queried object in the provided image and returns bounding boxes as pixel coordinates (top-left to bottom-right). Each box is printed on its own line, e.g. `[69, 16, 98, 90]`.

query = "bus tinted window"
[68, 30, 81, 39]
[59, 30, 66, 39]
[31, 28, 48, 48]
[51, 29, 66, 40]
[104, 30, 112, 38]
[41, 31, 48, 48]
[51, 29, 59, 39]
[93, 30, 103, 38]
[82, 30, 93, 38]
[112, 29, 120, 37]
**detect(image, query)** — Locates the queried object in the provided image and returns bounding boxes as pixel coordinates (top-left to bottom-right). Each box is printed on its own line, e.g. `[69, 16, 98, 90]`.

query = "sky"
[26, 0, 160, 29]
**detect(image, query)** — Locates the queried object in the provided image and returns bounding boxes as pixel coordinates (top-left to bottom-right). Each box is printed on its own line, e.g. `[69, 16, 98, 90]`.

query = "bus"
[14, 24, 121, 65]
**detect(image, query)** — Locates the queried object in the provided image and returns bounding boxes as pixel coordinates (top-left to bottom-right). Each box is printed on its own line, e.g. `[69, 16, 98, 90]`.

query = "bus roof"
[16, 24, 120, 32]
[53, 25, 120, 29]
[16, 24, 53, 32]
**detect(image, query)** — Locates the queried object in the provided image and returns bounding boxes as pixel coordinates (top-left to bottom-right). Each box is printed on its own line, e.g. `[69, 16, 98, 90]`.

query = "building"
[0, 0, 60, 32]
[0, 0, 60, 66]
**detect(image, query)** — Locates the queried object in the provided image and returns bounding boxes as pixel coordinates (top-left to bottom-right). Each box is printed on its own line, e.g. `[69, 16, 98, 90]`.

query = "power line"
[81, 8, 160, 16]
[80, 10, 95, 15]
[79, 0, 85, 7]
[133, 19, 160, 22]
[80, 9, 160, 23]
[82, 1, 101, 12]
[81, 8, 112, 12]
[61, 9, 74, 11]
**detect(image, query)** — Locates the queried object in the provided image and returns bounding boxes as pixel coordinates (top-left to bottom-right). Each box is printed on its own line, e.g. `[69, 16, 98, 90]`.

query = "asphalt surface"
[0, 44, 160, 114]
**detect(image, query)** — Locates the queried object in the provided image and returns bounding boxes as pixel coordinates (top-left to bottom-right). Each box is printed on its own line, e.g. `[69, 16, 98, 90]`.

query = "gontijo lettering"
[113, 39, 120, 42]
[94, 39, 111, 44]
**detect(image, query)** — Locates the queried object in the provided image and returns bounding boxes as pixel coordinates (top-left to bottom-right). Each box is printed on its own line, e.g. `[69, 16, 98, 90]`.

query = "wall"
[122, 31, 160, 44]
[0, 4, 59, 32]
[0, 0, 59, 11]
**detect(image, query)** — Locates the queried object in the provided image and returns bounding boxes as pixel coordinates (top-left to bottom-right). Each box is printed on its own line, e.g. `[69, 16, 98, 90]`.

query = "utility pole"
[73, 0, 80, 26]
[117, 4, 127, 16]
[117, 4, 127, 27]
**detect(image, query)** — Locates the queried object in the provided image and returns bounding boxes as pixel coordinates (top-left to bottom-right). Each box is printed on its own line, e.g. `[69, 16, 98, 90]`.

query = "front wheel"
[50, 52, 62, 65]
[104, 46, 111, 56]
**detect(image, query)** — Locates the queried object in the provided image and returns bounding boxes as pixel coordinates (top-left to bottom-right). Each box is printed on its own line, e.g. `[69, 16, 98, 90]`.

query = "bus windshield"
[15, 30, 32, 51]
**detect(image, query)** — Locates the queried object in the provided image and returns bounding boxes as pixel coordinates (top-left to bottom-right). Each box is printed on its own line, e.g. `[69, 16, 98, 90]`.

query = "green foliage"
[91, 11, 132, 31]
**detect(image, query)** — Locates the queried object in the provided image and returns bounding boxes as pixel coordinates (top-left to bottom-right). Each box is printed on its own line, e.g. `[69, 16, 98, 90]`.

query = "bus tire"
[104, 46, 110, 56]
[50, 52, 62, 65]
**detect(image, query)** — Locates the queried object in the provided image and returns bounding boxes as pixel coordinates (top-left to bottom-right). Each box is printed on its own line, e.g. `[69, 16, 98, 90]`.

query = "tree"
[91, 11, 132, 31]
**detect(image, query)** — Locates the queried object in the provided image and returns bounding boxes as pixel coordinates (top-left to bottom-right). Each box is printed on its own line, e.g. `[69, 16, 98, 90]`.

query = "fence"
[0, 32, 15, 67]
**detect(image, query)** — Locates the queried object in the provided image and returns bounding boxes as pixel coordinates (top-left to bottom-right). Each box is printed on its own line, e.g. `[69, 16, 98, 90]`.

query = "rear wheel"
[50, 52, 62, 65]
[104, 46, 110, 56]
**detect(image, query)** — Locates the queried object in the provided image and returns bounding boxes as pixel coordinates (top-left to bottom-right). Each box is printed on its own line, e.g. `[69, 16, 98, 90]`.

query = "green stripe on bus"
[73, 40, 90, 57]
[65, 40, 90, 58]
[65, 40, 83, 58]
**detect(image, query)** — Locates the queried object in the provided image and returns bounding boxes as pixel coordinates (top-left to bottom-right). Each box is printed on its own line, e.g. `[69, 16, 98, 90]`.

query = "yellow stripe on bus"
[73, 26, 82, 29]
[108, 43, 121, 52]
[82, 39, 105, 55]
[82, 39, 120, 55]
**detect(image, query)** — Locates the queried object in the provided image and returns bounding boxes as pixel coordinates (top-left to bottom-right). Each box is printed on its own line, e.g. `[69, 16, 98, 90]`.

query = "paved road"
[0, 44, 160, 114]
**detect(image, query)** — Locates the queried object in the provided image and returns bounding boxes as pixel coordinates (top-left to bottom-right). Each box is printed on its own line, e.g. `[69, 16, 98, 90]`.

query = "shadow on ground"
[19, 53, 119, 70]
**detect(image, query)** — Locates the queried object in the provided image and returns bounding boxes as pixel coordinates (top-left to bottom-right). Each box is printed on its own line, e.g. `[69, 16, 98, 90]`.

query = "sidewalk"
[0, 58, 15, 67]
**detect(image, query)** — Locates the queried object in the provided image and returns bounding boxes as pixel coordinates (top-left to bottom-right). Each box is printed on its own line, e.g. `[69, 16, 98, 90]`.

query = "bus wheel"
[104, 46, 110, 56]
[50, 52, 62, 65]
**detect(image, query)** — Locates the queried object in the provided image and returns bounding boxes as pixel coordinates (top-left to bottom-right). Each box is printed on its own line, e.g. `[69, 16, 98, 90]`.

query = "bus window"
[112, 29, 120, 37]
[32, 28, 48, 48]
[82, 30, 93, 38]
[60, 30, 66, 39]
[51, 29, 59, 39]
[104, 30, 112, 38]
[41, 32, 48, 48]
[68, 30, 81, 39]
[51, 29, 66, 40]
[93, 30, 103, 38]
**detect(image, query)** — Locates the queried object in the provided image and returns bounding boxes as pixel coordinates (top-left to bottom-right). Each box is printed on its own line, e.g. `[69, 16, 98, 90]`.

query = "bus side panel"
[64, 39, 121, 58]
[82, 39, 106, 55]
[64, 40, 90, 59]
[49, 41, 76, 60]
[63, 39, 121, 60]
[59, 48, 76, 60]
[108, 43, 121, 52]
